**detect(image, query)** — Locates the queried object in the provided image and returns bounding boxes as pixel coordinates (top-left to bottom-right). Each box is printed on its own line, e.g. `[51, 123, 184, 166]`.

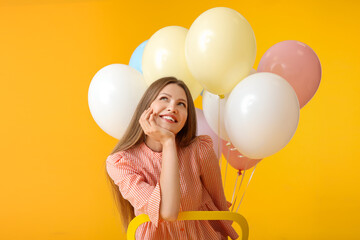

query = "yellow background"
[1, 0, 359, 239]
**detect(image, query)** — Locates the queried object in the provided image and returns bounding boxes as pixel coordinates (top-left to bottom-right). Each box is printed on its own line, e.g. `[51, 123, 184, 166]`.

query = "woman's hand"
[139, 108, 175, 145]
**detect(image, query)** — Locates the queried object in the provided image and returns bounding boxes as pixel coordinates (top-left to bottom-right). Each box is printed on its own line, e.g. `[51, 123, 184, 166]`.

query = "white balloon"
[88, 64, 147, 139]
[225, 72, 300, 159]
[202, 91, 230, 141]
[202, 69, 257, 141]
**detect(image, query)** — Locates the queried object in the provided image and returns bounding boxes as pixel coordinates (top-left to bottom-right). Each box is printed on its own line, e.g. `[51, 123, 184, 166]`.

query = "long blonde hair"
[105, 77, 197, 232]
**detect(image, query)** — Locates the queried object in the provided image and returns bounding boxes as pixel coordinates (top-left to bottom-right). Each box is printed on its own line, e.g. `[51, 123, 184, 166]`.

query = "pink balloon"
[222, 140, 262, 170]
[195, 108, 220, 158]
[258, 40, 321, 109]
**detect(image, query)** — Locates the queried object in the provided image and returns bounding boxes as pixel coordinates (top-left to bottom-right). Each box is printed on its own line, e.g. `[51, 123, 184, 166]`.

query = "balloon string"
[224, 142, 230, 189]
[231, 169, 245, 211]
[235, 164, 257, 213]
[232, 159, 250, 211]
[230, 171, 240, 206]
[218, 95, 222, 173]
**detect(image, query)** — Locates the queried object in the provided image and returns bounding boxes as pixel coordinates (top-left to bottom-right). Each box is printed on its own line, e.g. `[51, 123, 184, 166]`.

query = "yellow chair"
[127, 211, 249, 240]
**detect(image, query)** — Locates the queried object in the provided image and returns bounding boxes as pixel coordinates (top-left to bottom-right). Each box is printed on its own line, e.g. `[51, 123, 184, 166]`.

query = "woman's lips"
[160, 114, 177, 123]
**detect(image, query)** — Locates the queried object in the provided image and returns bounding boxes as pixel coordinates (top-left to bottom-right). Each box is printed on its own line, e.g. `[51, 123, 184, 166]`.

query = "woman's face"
[150, 83, 188, 135]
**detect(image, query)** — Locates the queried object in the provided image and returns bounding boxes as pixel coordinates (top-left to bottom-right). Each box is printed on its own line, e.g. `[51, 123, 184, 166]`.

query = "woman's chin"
[156, 120, 182, 135]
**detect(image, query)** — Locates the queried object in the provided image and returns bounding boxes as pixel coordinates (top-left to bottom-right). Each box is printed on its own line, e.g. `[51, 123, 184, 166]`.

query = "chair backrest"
[127, 210, 249, 240]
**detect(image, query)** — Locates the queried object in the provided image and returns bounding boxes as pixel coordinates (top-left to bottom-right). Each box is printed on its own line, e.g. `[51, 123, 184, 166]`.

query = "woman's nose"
[167, 103, 178, 113]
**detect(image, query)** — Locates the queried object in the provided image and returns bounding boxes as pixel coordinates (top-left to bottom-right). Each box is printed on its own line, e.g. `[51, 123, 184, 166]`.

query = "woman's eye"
[178, 102, 186, 107]
[160, 97, 167, 101]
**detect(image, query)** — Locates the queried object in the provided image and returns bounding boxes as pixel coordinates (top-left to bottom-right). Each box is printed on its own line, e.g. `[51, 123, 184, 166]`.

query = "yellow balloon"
[142, 26, 203, 100]
[185, 7, 256, 95]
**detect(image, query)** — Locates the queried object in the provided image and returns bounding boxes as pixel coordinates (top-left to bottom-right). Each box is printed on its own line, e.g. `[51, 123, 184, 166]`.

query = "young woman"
[105, 77, 238, 239]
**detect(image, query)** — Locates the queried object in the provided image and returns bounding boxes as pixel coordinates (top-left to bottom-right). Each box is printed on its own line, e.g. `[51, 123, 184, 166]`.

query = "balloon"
[222, 140, 262, 170]
[258, 40, 321, 108]
[195, 108, 220, 158]
[202, 69, 257, 140]
[88, 64, 147, 139]
[129, 40, 148, 73]
[225, 72, 300, 159]
[249, 68, 257, 75]
[142, 26, 203, 100]
[185, 7, 256, 95]
[202, 90, 230, 141]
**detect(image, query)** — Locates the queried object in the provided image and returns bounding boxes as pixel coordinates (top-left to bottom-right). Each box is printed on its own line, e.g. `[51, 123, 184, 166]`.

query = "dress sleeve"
[106, 152, 162, 227]
[198, 135, 239, 240]
[198, 135, 229, 211]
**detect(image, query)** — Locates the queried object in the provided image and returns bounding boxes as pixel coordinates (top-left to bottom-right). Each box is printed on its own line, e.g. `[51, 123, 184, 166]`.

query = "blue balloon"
[129, 40, 148, 74]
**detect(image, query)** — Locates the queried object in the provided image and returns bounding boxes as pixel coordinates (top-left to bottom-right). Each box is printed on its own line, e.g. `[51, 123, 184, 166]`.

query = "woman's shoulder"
[106, 144, 143, 165]
[106, 150, 126, 166]
[187, 135, 214, 150]
[195, 134, 214, 145]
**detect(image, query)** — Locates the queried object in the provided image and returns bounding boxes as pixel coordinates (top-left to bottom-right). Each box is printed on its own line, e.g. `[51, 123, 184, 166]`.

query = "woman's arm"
[106, 154, 162, 226]
[159, 137, 180, 221]
[139, 108, 180, 221]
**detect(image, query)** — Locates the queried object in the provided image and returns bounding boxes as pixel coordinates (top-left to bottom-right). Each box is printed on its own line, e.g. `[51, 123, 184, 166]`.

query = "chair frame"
[127, 211, 249, 240]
